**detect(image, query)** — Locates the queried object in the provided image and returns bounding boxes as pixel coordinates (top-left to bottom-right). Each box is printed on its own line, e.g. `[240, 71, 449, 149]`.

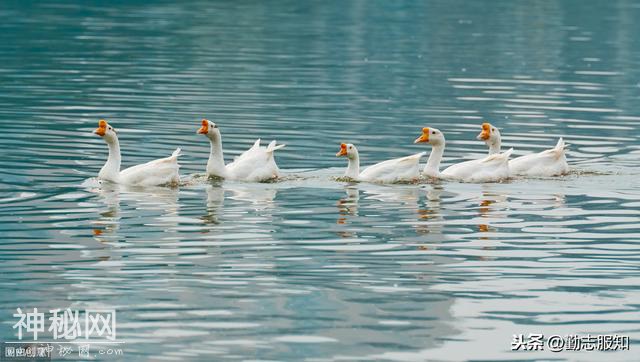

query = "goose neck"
[207, 136, 227, 176]
[424, 142, 444, 177]
[487, 138, 501, 155]
[345, 153, 360, 179]
[99, 138, 121, 182]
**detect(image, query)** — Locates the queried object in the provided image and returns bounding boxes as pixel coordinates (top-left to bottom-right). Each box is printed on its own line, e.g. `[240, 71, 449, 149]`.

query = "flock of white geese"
[92, 119, 569, 187]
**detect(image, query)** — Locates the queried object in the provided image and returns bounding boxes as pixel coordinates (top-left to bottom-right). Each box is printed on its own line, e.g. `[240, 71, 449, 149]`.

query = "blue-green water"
[1, 1, 639, 361]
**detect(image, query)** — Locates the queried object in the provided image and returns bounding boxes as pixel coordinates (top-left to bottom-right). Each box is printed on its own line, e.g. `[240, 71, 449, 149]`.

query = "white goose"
[336, 143, 426, 183]
[197, 119, 285, 182]
[93, 120, 181, 186]
[478, 122, 568, 176]
[414, 127, 511, 182]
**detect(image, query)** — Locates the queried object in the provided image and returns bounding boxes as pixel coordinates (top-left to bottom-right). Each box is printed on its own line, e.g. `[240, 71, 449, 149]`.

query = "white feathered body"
[358, 152, 426, 183]
[509, 138, 568, 176]
[115, 148, 181, 186]
[209, 139, 284, 182]
[441, 149, 512, 182]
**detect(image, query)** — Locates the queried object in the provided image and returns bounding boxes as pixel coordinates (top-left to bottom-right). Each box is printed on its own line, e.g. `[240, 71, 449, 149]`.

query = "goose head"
[197, 119, 221, 140]
[93, 119, 117, 143]
[477, 122, 500, 143]
[414, 127, 444, 146]
[336, 143, 358, 159]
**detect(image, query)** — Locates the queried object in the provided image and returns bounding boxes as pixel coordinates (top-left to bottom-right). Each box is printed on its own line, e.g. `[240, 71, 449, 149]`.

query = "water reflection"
[89, 181, 180, 241]
[477, 189, 508, 235]
[226, 182, 278, 210]
[336, 183, 359, 226]
[202, 183, 224, 225]
[91, 183, 120, 239]
[363, 185, 418, 204]
[414, 185, 445, 237]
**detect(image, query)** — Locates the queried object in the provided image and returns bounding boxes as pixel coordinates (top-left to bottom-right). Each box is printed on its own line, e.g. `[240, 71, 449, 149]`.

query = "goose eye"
[492, 128, 496, 131]
[431, 131, 436, 135]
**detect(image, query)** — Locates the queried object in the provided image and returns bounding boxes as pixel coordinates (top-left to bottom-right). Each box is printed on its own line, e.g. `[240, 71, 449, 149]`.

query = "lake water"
[1, 1, 639, 361]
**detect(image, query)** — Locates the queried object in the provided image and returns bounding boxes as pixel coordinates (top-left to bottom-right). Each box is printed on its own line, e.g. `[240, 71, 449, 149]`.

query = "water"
[1, 0, 639, 360]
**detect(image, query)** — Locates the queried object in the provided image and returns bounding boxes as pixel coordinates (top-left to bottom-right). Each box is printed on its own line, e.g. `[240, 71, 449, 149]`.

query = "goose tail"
[551, 137, 567, 159]
[503, 147, 513, 159]
[246, 139, 261, 153]
[555, 137, 567, 151]
[266, 140, 286, 154]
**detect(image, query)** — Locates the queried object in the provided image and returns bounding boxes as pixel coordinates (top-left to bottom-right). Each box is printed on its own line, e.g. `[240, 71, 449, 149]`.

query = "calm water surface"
[1, 1, 639, 361]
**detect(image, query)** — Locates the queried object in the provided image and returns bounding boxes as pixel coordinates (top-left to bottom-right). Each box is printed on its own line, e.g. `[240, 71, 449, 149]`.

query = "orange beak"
[414, 127, 430, 143]
[197, 119, 209, 134]
[94, 119, 107, 137]
[478, 123, 491, 141]
[336, 143, 348, 157]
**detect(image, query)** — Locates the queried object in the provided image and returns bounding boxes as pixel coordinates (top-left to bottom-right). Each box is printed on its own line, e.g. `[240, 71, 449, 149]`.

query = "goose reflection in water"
[202, 184, 224, 225]
[337, 183, 359, 225]
[337, 183, 425, 229]
[202, 182, 278, 232]
[364, 185, 429, 236]
[89, 180, 179, 241]
[335, 183, 360, 238]
[475, 189, 509, 263]
[91, 183, 120, 240]
[416, 185, 447, 237]
[477, 189, 508, 236]
[336, 183, 446, 238]
[226, 183, 278, 210]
